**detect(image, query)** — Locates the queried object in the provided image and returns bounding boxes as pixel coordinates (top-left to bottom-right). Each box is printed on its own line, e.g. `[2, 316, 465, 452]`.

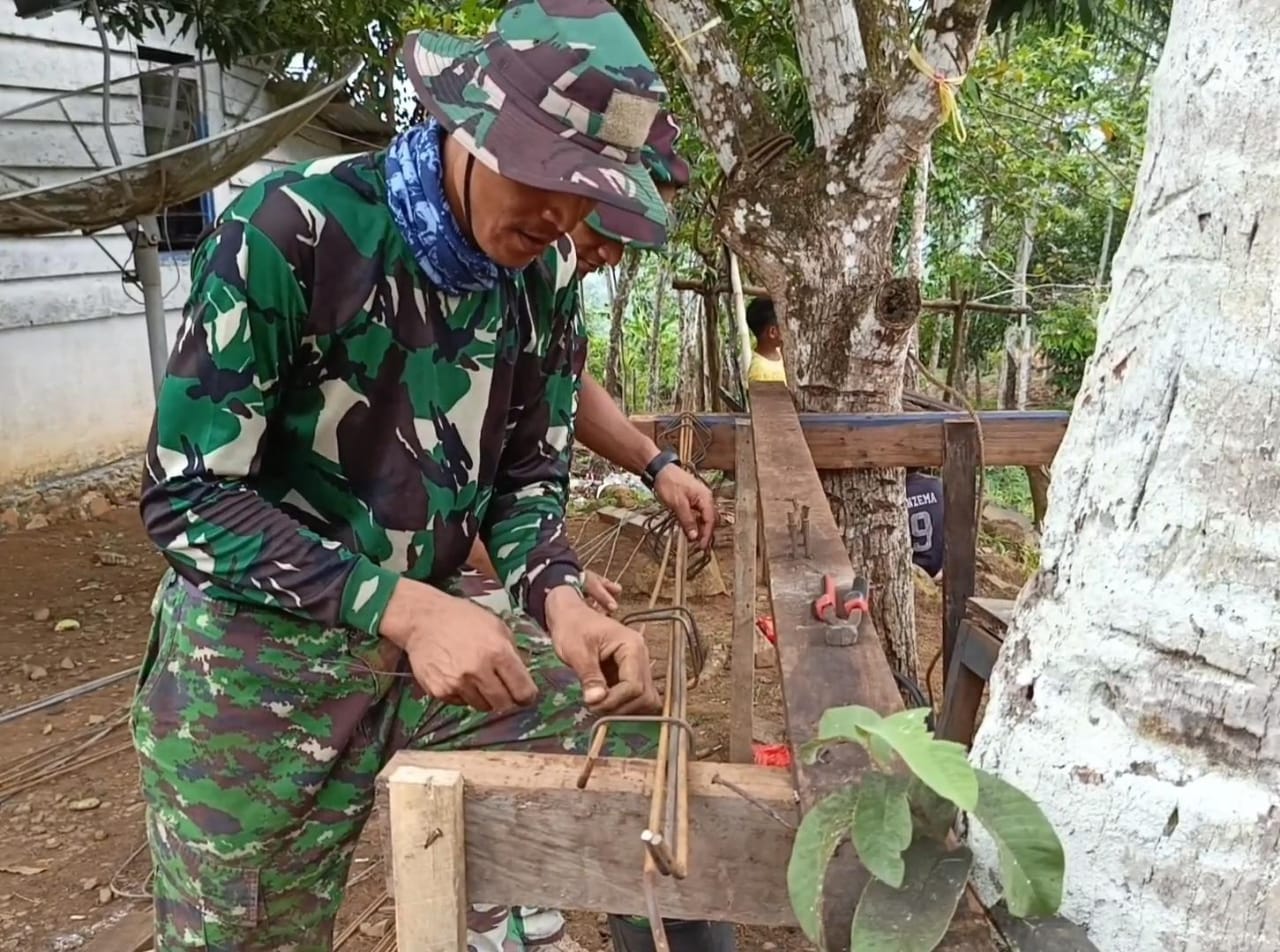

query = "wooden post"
[942, 421, 980, 684]
[731, 420, 758, 763]
[388, 765, 466, 952]
[704, 292, 722, 411]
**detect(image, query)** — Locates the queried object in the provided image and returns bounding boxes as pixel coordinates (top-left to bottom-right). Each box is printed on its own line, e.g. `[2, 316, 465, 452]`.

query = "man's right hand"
[379, 578, 537, 713]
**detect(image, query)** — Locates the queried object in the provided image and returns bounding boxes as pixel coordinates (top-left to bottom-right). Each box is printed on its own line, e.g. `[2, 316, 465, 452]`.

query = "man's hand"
[380, 578, 537, 713]
[545, 586, 659, 715]
[653, 464, 717, 551]
[583, 570, 622, 614]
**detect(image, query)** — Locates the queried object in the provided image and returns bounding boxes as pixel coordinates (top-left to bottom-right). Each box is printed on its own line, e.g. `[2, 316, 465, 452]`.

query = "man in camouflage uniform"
[133, 2, 730, 949]
[464, 107, 708, 613]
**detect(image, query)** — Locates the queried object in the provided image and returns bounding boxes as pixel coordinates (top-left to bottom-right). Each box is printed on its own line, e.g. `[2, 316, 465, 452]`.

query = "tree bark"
[971, 3, 1280, 948]
[604, 250, 640, 408]
[903, 143, 931, 393]
[645, 0, 989, 682]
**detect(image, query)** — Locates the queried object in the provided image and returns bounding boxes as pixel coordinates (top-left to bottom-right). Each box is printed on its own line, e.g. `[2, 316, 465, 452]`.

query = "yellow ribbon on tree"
[908, 45, 967, 142]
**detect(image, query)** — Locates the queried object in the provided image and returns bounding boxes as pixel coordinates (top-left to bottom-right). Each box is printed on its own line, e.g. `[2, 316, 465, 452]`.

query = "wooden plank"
[1, 121, 147, 169]
[386, 764, 467, 952]
[80, 909, 153, 952]
[942, 422, 981, 685]
[968, 596, 1015, 632]
[749, 382, 993, 950]
[594, 505, 655, 532]
[376, 751, 798, 926]
[0, 231, 132, 282]
[748, 382, 904, 948]
[630, 410, 1068, 471]
[938, 620, 996, 746]
[730, 420, 757, 764]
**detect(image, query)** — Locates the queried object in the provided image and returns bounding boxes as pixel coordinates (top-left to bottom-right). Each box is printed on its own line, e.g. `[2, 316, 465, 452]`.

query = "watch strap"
[642, 449, 681, 488]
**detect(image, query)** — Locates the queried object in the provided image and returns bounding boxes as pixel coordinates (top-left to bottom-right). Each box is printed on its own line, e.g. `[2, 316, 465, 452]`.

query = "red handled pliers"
[812, 573, 870, 645]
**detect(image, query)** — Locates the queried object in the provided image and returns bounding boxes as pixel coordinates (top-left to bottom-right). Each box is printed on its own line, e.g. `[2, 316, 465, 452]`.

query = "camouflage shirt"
[140, 152, 585, 634]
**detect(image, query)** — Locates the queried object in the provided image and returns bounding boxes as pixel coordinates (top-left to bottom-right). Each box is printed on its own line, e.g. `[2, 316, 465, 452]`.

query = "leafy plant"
[788, 706, 1064, 951]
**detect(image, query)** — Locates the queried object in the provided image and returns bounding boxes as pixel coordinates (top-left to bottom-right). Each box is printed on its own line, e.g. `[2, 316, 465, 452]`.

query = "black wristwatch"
[642, 449, 681, 489]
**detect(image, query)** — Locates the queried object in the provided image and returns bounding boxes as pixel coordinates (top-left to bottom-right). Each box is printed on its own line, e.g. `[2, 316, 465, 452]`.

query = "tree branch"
[644, 0, 776, 173]
[789, 0, 866, 151]
[849, 0, 990, 189]
[851, 0, 911, 90]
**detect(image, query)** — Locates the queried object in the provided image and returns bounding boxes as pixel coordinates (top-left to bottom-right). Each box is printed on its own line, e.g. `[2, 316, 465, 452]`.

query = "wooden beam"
[731, 420, 758, 764]
[81, 910, 153, 952]
[376, 751, 799, 927]
[748, 381, 994, 951]
[631, 410, 1068, 471]
[942, 422, 981, 684]
[386, 764, 466, 952]
[670, 278, 1030, 316]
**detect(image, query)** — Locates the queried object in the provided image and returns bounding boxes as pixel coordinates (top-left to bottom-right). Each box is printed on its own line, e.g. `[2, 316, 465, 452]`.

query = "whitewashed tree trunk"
[970, 3, 1280, 949]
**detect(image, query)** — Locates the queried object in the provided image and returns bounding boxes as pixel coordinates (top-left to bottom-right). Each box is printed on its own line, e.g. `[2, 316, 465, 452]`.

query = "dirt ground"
[0, 495, 1028, 951]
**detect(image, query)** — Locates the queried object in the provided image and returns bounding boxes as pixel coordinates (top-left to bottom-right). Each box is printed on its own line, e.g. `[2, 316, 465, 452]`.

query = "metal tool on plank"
[812, 573, 870, 646]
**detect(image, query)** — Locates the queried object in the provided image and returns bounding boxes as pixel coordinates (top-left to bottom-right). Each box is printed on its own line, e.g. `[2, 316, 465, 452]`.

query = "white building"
[0, 2, 390, 487]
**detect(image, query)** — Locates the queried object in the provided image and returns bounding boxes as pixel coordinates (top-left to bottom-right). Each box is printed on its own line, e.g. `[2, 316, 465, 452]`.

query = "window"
[137, 46, 212, 253]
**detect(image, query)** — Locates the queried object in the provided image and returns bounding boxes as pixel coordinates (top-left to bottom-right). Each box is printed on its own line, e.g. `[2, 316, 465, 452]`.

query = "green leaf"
[817, 704, 881, 746]
[868, 733, 896, 768]
[850, 838, 973, 952]
[822, 708, 978, 811]
[971, 769, 1065, 918]
[852, 773, 912, 887]
[786, 788, 858, 944]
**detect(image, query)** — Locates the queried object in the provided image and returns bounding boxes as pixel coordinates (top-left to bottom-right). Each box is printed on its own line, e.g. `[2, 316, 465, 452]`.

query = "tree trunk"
[903, 143, 931, 393]
[727, 180, 921, 679]
[645, 0, 992, 686]
[971, 3, 1280, 948]
[604, 250, 640, 407]
[647, 258, 670, 410]
[676, 291, 705, 412]
[1001, 212, 1036, 410]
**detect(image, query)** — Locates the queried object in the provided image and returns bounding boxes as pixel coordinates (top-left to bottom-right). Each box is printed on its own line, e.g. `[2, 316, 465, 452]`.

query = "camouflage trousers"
[130, 568, 659, 951]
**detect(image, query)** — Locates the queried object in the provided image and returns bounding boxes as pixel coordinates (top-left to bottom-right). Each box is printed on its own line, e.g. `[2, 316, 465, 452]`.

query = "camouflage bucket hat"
[588, 109, 690, 247]
[403, 0, 671, 247]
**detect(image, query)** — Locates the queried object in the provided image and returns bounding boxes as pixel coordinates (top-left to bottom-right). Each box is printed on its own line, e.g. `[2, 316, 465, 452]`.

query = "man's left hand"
[545, 587, 659, 715]
[583, 570, 622, 614]
[653, 465, 717, 551]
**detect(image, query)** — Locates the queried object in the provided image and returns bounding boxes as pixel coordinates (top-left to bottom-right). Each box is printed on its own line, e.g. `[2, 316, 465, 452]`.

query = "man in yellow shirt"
[745, 297, 787, 383]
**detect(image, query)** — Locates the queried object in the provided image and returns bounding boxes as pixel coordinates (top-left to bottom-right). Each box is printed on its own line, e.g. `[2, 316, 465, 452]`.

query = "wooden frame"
[630, 409, 1067, 471]
[730, 419, 758, 764]
[379, 397, 1061, 950]
[377, 751, 800, 946]
[937, 599, 1014, 747]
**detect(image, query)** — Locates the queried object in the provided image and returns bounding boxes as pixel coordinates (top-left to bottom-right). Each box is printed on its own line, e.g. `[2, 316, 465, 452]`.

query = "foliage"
[1037, 299, 1098, 397]
[88, 0, 499, 127]
[985, 466, 1033, 516]
[788, 706, 1064, 951]
[913, 22, 1154, 398]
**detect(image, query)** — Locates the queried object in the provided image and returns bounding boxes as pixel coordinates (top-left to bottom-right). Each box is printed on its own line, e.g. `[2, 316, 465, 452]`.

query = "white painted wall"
[0, 6, 352, 487]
